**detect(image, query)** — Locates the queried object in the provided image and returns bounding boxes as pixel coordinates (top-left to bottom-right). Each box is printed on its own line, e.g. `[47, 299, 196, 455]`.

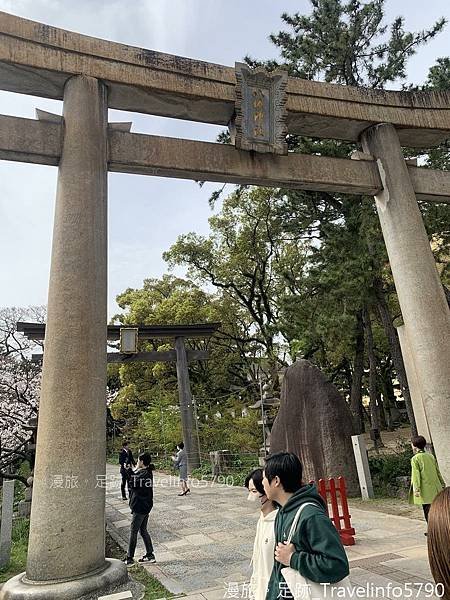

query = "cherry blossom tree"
[0, 306, 44, 484]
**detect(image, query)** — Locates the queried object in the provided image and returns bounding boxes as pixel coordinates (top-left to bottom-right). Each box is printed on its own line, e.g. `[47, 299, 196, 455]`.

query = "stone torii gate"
[0, 11, 449, 600]
[18, 321, 220, 471]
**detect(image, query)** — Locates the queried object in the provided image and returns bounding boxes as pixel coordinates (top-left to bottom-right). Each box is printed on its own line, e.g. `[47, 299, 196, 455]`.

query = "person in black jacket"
[119, 440, 136, 500]
[123, 452, 156, 565]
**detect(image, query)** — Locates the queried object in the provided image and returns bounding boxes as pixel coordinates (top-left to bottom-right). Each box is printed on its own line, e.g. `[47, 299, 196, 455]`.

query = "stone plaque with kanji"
[233, 62, 288, 155]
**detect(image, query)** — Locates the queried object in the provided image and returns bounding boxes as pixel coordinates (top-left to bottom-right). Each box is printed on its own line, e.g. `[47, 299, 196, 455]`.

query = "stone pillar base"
[0, 559, 144, 600]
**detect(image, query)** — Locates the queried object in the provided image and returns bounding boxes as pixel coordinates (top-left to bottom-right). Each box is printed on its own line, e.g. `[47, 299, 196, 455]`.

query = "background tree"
[248, 0, 447, 436]
[109, 275, 263, 456]
[164, 188, 308, 389]
[166, 0, 449, 437]
[0, 307, 44, 484]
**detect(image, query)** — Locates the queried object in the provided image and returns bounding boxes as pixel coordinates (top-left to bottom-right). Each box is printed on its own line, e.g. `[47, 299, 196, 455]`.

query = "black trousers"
[127, 512, 154, 559]
[423, 503, 431, 522]
[120, 471, 129, 498]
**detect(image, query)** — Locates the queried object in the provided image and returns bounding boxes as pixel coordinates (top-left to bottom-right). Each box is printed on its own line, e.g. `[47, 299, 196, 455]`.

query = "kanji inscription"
[233, 63, 288, 155]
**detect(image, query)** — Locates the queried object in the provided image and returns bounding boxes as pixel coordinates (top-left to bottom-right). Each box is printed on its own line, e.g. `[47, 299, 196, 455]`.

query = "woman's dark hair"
[264, 452, 303, 493]
[428, 487, 450, 600]
[411, 436, 427, 450]
[178, 442, 185, 449]
[139, 452, 154, 470]
[244, 468, 265, 495]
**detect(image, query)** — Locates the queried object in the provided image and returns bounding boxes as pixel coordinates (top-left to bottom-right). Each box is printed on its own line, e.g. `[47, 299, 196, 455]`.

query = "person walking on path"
[245, 468, 278, 600]
[119, 440, 136, 501]
[173, 442, 190, 496]
[123, 452, 156, 566]
[409, 436, 445, 525]
[427, 487, 450, 600]
[262, 452, 349, 600]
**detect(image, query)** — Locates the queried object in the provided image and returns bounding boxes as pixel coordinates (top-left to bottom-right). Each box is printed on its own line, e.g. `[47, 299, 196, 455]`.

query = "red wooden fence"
[315, 476, 356, 546]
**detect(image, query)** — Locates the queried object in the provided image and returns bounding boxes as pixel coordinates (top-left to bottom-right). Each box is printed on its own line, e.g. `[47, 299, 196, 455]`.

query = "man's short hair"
[123, 440, 129, 447]
[244, 468, 265, 495]
[178, 442, 184, 449]
[139, 452, 152, 467]
[411, 436, 427, 450]
[264, 452, 303, 493]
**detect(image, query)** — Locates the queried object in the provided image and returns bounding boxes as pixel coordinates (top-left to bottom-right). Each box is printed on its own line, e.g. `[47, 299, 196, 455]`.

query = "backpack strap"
[286, 502, 320, 544]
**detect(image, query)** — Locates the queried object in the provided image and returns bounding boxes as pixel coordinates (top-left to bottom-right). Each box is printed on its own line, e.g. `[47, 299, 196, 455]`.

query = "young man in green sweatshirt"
[263, 452, 349, 600]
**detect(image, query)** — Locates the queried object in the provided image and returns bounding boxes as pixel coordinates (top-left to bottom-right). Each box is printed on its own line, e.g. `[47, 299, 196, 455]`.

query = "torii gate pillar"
[362, 123, 450, 482]
[1, 76, 133, 598]
[175, 336, 201, 471]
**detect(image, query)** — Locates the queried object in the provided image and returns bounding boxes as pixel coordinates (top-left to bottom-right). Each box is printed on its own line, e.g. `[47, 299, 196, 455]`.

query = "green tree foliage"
[246, 0, 445, 86]
[166, 0, 449, 437]
[112, 1, 449, 452]
[247, 1, 448, 434]
[164, 188, 307, 371]
[425, 57, 450, 91]
[109, 276, 263, 455]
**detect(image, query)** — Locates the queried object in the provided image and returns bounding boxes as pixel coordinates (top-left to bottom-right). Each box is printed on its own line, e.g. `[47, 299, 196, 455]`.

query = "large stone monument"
[270, 360, 360, 495]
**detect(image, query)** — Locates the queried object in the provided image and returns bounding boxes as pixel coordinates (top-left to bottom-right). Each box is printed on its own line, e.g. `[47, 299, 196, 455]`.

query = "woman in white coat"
[245, 468, 278, 600]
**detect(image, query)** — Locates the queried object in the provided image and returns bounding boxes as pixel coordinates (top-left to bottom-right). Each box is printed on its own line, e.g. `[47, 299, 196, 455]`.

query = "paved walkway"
[105, 465, 436, 600]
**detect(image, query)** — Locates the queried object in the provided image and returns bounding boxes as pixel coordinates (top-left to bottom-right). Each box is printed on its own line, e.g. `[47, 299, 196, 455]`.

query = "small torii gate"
[0, 11, 449, 600]
[18, 321, 220, 472]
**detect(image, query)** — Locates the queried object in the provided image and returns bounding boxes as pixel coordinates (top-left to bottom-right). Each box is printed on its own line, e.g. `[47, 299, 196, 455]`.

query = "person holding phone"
[123, 452, 156, 565]
[119, 440, 136, 501]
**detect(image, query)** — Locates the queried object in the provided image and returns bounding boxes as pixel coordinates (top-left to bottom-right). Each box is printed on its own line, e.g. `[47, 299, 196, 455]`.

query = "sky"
[0, 0, 449, 319]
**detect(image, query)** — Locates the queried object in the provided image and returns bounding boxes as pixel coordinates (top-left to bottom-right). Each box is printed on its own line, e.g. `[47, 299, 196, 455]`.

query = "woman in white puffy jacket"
[245, 468, 279, 600]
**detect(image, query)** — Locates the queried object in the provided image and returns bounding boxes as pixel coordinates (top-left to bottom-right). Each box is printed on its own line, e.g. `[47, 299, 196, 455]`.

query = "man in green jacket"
[409, 436, 445, 524]
[263, 452, 349, 600]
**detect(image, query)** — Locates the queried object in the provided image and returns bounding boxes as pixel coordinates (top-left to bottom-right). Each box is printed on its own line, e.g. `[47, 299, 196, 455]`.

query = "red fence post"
[328, 477, 341, 531]
[317, 478, 328, 514]
[337, 476, 355, 546]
